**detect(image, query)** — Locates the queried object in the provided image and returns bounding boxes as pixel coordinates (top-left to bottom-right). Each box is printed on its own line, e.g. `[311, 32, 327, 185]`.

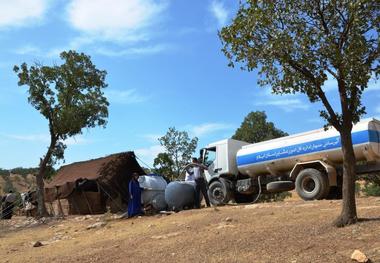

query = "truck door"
[203, 147, 217, 181]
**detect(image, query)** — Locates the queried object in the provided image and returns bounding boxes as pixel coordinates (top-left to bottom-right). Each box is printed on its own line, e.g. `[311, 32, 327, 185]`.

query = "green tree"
[153, 152, 175, 179]
[0, 169, 9, 176]
[233, 111, 288, 143]
[14, 50, 109, 217]
[220, 1, 379, 227]
[158, 127, 198, 180]
[233, 111, 289, 202]
[10, 167, 39, 176]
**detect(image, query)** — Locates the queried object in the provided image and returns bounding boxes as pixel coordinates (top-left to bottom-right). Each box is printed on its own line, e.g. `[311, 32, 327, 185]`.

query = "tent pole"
[82, 190, 93, 214]
[57, 198, 64, 217]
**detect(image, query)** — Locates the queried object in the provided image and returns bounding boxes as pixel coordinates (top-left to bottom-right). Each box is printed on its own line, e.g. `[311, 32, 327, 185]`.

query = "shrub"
[362, 182, 380, 197]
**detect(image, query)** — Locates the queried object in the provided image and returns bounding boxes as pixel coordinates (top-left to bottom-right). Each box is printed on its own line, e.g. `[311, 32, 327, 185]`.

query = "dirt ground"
[1, 197, 380, 263]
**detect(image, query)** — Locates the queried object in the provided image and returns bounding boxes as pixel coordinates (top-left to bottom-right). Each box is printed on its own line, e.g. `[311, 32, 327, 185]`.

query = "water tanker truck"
[200, 118, 380, 205]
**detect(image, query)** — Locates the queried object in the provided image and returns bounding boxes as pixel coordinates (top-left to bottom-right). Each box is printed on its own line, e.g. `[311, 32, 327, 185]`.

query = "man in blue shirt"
[128, 173, 143, 217]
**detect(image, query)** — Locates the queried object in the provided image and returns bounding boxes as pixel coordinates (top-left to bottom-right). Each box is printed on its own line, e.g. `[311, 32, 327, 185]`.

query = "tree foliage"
[14, 50, 109, 216]
[10, 167, 39, 176]
[153, 152, 175, 178]
[0, 169, 9, 176]
[232, 111, 288, 143]
[220, 0, 379, 226]
[158, 127, 198, 180]
[220, 0, 379, 127]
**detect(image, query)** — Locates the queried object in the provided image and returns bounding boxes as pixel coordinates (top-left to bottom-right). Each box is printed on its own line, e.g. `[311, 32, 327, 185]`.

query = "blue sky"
[0, 0, 379, 169]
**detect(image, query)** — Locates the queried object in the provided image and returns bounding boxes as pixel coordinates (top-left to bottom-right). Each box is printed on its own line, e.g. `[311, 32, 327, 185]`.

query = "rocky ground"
[0, 197, 380, 263]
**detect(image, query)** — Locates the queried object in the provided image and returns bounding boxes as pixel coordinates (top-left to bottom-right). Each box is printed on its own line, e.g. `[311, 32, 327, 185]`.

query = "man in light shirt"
[191, 157, 211, 208]
[184, 166, 194, 182]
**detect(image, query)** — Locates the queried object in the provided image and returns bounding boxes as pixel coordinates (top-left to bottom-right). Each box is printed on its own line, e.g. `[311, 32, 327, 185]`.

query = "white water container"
[165, 181, 196, 211]
[138, 174, 167, 211]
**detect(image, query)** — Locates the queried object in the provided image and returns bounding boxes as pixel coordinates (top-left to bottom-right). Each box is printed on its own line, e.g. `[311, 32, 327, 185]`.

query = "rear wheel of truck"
[295, 168, 329, 201]
[208, 179, 231, 206]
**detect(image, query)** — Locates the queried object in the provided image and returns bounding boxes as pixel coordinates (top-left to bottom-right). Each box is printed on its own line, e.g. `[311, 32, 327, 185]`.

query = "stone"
[151, 232, 181, 240]
[86, 222, 107, 230]
[225, 217, 233, 222]
[351, 250, 369, 262]
[217, 223, 236, 229]
[33, 241, 43, 247]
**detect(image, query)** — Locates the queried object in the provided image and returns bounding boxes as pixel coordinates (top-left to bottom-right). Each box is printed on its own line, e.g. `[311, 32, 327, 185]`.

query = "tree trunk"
[334, 127, 358, 227]
[36, 165, 49, 217]
[35, 136, 56, 218]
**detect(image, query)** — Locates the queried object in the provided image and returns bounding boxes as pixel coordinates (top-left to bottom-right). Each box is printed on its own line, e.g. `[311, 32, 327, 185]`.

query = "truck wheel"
[295, 168, 329, 201]
[266, 181, 295, 193]
[208, 179, 231, 206]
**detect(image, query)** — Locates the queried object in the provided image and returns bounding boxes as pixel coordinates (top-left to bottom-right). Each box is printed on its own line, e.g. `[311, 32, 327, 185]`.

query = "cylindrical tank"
[138, 174, 167, 211]
[237, 118, 380, 176]
[165, 181, 196, 211]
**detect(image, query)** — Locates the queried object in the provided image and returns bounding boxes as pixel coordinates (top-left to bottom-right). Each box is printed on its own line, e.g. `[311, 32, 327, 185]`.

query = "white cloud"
[5, 133, 50, 143]
[255, 98, 310, 112]
[66, 0, 168, 42]
[13, 42, 172, 58]
[95, 44, 171, 57]
[64, 136, 90, 146]
[106, 89, 149, 104]
[13, 44, 62, 58]
[189, 123, 234, 137]
[13, 45, 41, 55]
[135, 144, 164, 167]
[140, 134, 162, 143]
[3, 133, 89, 146]
[0, 0, 50, 28]
[210, 0, 229, 27]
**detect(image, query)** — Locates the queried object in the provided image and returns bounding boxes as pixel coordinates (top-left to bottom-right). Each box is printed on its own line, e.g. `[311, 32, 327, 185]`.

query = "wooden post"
[57, 198, 64, 216]
[82, 190, 93, 214]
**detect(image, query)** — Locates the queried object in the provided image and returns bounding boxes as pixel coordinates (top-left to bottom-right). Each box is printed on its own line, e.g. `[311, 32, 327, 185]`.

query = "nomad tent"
[45, 152, 146, 215]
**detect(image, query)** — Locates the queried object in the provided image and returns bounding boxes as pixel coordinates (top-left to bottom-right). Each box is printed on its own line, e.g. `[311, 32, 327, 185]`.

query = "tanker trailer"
[200, 118, 380, 205]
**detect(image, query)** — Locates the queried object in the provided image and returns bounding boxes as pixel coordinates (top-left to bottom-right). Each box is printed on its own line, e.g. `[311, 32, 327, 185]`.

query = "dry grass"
[1, 197, 380, 263]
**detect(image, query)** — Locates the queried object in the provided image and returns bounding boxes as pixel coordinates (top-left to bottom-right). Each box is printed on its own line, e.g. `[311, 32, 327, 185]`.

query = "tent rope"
[135, 155, 153, 170]
[97, 181, 124, 212]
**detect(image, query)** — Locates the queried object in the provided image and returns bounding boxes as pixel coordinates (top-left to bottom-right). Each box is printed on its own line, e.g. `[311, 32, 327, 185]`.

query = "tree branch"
[326, 68, 339, 79]
[285, 56, 340, 128]
[316, 0, 330, 35]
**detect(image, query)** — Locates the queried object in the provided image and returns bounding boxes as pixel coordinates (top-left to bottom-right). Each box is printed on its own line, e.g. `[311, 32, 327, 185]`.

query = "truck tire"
[295, 168, 329, 201]
[208, 179, 231, 206]
[266, 181, 295, 193]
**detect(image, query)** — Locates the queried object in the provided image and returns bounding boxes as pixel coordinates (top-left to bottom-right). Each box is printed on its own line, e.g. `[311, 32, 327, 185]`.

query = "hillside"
[0, 174, 36, 195]
[0, 197, 379, 262]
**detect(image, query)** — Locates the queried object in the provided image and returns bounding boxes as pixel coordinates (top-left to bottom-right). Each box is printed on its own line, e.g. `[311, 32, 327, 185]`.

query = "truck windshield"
[204, 147, 216, 166]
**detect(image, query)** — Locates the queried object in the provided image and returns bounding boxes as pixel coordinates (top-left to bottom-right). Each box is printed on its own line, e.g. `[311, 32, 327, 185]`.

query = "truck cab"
[200, 139, 250, 182]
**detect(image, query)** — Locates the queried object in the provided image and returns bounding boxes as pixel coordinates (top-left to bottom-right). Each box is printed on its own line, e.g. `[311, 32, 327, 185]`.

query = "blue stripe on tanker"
[237, 130, 380, 167]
